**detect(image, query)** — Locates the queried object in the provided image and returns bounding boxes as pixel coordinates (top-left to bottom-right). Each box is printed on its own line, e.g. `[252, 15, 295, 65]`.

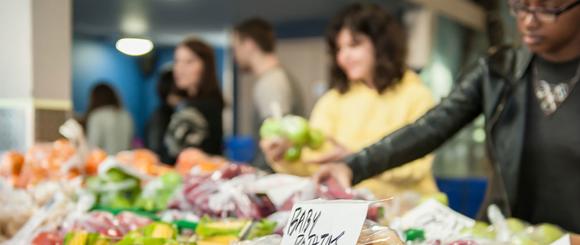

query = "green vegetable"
[160, 172, 182, 187]
[195, 217, 250, 239]
[106, 168, 130, 182]
[64, 232, 109, 245]
[115, 223, 184, 245]
[142, 222, 177, 239]
[135, 173, 182, 211]
[86, 167, 141, 210]
[115, 237, 177, 245]
[246, 220, 277, 240]
[100, 192, 132, 209]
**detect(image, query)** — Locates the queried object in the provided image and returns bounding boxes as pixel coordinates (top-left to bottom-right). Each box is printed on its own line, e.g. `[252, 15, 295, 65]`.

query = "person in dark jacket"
[145, 69, 186, 164]
[166, 37, 225, 157]
[314, 0, 580, 232]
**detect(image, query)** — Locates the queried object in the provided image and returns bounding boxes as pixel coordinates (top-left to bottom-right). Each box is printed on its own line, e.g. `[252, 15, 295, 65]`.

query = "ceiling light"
[116, 38, 153, 56]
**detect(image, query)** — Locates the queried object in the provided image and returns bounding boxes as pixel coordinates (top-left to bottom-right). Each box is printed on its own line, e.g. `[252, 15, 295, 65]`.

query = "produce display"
[135, 172, 182, 211]
[86, 167, 142, 209]
[458, 220, 565, 245]
[0, 133, 576, 245]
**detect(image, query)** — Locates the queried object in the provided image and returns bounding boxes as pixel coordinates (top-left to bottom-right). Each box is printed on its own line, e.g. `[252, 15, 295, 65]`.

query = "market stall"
[0, 119, 577, 245]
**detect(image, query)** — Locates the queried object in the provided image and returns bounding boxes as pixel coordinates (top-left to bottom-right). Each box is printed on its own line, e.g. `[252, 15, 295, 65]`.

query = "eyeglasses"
[509, 0, 580, 23]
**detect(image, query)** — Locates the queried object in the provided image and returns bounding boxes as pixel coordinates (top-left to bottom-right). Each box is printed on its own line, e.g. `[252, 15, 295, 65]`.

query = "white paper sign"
[282, 199, 370, 245]
[400, 199, 475, 240]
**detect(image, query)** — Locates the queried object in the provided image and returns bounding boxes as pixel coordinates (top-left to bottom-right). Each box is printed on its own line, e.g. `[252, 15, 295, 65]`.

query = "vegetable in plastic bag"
[357, 220, 403, 245]
[134, 172, 182, 211]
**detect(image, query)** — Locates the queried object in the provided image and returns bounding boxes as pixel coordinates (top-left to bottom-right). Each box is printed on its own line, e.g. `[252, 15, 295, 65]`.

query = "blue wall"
[72, 37, 227, 140]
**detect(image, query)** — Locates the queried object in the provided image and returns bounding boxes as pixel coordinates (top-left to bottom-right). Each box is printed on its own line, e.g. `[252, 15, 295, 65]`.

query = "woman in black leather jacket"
[314, 0, 580, 232]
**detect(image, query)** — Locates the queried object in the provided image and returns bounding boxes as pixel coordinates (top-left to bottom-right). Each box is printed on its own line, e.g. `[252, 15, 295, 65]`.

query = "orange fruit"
[85, 149, 107, 175]
[1, 151, 25, 176]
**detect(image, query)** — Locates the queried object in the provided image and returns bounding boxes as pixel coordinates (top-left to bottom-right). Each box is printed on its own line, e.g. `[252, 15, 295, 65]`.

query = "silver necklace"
[533, 62, 580, 116]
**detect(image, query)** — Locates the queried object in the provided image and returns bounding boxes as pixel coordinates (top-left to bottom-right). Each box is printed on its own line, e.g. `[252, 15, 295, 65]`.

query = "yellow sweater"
[272, 71, 439, 199]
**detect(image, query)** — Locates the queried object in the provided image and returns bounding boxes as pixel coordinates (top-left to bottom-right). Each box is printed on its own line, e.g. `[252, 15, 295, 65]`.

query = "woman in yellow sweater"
[260, 3, 438, 199]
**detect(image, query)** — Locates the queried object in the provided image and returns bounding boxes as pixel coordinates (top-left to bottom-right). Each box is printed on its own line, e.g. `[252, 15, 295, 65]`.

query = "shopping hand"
[306, 137, 352, 164]
[312, 162, 353, 189]
[259, 138, 292, 166]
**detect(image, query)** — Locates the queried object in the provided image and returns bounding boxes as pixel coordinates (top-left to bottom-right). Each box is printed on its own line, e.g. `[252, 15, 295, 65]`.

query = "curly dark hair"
[327, 3, 407, 94]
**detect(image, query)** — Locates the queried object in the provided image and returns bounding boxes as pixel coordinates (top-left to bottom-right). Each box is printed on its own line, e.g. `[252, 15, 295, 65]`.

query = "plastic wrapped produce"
[134, 172, 182, 211]
[64, 211, 152, 240]
[357, 220, 404, 245]
[0, 181, 36, 239]
[86, 161, 144, 209]
[170, 165, 269, 219]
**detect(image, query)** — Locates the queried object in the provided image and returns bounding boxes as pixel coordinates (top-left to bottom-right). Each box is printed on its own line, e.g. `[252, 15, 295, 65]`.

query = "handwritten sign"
[282, 199, 370, 245]
[400, 199, 475, 240]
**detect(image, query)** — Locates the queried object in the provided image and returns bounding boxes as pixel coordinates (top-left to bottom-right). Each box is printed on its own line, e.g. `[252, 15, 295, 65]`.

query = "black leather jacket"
[346, 46, 533, 216]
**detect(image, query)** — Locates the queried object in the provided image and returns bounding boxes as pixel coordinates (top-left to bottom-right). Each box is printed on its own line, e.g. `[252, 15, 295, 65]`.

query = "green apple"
[461, 221, 496, 239]
[512, 234, 540, 245]
[506, 218, 527, 234]
[531, 223, 564, 244]
[260, 118, 283, 139]
[284, 146, 302, 162]
[280, 116, 310, 146]
[307, 129, 325, 150]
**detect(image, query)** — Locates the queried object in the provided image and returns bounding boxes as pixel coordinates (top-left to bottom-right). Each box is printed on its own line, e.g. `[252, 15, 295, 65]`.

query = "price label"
[282, 199, 370, 245]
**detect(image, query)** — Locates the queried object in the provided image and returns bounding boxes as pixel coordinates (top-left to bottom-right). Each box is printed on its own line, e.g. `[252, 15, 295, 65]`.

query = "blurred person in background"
[314, 0, 580, 232]
[145, 69, 186, 164]
[232, 18, 305, 171]
[232, 17, 305, 131]
[84, 83, 134, 154]
[260, 3, 439, 199]
[166, 37, 225, 158]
